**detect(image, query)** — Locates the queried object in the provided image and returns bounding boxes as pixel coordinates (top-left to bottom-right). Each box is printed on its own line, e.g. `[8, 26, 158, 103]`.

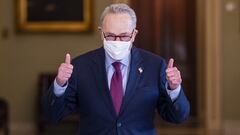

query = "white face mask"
[103, 39, 132, 60]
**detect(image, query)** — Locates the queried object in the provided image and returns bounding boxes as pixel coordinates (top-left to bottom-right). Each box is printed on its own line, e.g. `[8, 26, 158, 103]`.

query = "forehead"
[102, 13, 132, 34]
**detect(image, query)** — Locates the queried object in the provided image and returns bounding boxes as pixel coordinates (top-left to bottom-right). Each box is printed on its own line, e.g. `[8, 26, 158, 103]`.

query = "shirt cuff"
[53, 79, 68, 97]
[165, 83, 181, 101]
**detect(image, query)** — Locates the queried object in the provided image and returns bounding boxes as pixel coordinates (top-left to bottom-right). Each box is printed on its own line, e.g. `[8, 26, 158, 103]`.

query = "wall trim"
[10, 122, 37, 135]
[224, 120, 240, 135]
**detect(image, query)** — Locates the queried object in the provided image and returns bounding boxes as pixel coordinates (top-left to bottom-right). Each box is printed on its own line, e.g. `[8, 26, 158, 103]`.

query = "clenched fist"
[166, 58, 182, 90]
[56, 54, 74, 86]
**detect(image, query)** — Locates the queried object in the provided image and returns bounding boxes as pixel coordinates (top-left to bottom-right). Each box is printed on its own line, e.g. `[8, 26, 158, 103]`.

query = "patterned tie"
[110, 62, 123, 115]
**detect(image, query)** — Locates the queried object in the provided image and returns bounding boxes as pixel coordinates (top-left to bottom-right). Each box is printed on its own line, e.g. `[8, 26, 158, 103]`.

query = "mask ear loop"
[131, 29, 138, 43]
[128, 30, 134, 51]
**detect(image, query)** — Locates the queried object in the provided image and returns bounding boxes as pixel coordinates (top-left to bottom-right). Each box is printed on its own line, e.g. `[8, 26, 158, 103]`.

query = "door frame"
[197, 0, 222, 132]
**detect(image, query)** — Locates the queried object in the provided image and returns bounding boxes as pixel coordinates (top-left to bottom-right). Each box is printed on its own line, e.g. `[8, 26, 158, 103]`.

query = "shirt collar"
[105, 52, 131, 68]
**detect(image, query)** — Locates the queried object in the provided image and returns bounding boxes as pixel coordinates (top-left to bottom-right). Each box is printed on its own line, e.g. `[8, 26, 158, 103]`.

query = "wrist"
[56, 77, 66, 87]
[168, 83, 179, 90]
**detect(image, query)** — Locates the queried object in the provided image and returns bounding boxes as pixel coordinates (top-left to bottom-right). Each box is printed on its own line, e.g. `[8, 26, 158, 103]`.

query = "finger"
[166, 67, 178, 73]
[167, 72, 175, 78]
[65, 53, 71, 64]
[61, 77, 70, 81]
[60, 67, 72, 73]
[171, 80, 182, 85]
[64, 73, 72, 78]
[167, 58, 174, 68]
[67, 64, 74, 69]
[59, 72, 71, 78]
[167, 69, 180, 76]
[60, 68, 73, 76]
[168, 76, 179, 81]
[63, 65, 73, 70]
[64, 69, 73, 75]
[170, 80, 182, 85]
[60, 63, 73, 70]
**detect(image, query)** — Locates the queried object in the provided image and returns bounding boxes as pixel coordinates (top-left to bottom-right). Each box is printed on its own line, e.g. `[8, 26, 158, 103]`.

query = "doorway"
[130, 0, 198, 127]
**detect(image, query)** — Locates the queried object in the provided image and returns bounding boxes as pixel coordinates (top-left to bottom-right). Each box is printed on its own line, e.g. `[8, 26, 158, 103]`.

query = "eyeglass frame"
[101, 29, 135, 41]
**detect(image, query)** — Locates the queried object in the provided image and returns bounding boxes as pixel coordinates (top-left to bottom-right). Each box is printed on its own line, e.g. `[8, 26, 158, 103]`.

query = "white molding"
[224, 121, 240, 135]
[204, 0, 221, 130]
[10, 122, 37, 135]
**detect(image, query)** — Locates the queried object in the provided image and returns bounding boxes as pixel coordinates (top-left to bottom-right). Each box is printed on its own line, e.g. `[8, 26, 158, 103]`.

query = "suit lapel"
[119, 47, 143, 115]
[90, 47, 117, 117]
[89, 47, 144, 117]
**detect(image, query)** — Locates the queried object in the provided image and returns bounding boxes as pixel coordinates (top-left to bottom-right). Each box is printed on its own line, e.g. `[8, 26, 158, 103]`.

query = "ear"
[98, 27, 104, 41]
[100, 33, 104, 40]
[131, 29, 138, 42]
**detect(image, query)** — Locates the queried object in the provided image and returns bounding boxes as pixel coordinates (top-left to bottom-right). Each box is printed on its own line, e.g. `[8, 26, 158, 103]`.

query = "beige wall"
[0, 0, 112, 124]
[222, 0, 240, 120]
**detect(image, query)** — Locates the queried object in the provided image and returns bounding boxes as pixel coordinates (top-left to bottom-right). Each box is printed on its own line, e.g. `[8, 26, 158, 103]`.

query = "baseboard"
[224, 120, 240, 135]
[10, 122, 37, 135]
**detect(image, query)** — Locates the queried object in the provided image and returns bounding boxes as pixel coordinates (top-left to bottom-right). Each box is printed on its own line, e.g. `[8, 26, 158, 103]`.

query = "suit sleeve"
[157, 59, 190, 124]
[41, 62, 78, 123]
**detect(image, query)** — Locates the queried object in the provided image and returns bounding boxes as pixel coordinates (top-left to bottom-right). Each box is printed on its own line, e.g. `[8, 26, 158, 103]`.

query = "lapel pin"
[138, 67, 143, 74]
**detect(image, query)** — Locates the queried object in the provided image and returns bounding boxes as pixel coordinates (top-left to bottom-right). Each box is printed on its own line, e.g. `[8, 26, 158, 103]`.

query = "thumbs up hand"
[56, 54, 74, 86]
[166, 58, 182, 90]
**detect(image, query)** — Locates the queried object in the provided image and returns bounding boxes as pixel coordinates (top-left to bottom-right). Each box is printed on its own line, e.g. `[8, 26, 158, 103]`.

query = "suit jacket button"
[51, 100, 55, 106]
[117, 122, 122, 127]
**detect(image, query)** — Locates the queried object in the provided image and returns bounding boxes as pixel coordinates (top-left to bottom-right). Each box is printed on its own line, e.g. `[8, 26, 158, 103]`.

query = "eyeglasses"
[102, 30, 134, 41]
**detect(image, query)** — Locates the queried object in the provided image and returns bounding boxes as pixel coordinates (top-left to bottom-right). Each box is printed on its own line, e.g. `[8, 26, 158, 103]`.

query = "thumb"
[167, 58, 174, 68]
[65, 53, 71, 64]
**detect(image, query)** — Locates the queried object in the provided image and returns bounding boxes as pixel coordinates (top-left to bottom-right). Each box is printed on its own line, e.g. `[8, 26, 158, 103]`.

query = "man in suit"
[43, 3, 190, 135]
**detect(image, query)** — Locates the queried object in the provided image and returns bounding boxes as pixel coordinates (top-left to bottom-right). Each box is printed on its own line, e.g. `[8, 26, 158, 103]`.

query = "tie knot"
[112, 62, 121, 71]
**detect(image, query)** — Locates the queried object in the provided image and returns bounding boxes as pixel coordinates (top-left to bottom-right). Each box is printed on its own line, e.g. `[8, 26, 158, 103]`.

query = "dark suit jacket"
[42, 47, 190, 135]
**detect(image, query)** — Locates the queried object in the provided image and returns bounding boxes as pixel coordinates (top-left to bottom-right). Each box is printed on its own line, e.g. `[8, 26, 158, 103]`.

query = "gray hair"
[100, 3, 137, 29]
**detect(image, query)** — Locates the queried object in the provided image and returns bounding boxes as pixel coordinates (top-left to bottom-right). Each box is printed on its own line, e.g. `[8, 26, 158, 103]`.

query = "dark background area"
[27, 0, 84, 22]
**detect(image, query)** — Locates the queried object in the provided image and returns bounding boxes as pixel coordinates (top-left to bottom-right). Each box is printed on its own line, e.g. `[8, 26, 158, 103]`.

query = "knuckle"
[172, 81, 178, 85]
